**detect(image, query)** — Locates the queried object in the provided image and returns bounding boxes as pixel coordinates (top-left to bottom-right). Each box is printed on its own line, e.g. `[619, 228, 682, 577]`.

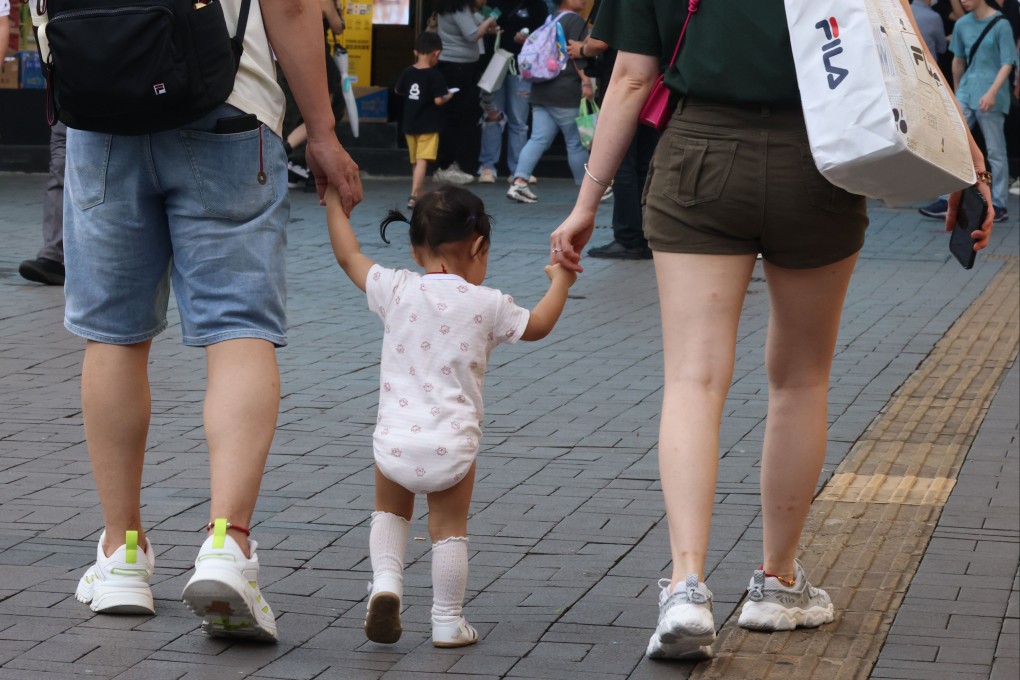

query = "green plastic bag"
[576, 98, 600, 150]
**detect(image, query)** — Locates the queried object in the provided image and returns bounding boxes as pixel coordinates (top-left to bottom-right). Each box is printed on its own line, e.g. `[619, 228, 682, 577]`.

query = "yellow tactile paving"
[690, 257, 1019, 680]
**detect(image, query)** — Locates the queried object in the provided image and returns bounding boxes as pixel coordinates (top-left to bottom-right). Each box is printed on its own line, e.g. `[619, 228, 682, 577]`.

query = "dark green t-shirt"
[591, 0, 800, 104]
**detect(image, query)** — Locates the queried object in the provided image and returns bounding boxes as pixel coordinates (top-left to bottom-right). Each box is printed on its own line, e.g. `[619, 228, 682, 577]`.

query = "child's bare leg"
[366, 467, 414, 644]
[426, 463, 478, 647]
[411, 159, 428, 200]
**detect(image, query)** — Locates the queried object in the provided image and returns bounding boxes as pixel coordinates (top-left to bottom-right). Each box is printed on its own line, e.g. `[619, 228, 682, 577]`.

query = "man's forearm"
[263, 0, 334, 135]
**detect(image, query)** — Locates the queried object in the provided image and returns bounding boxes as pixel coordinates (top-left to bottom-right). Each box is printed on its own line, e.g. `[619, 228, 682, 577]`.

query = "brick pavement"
[0, 172, 1017, 679]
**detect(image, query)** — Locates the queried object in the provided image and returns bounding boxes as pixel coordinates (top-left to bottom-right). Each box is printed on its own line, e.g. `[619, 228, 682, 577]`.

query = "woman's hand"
[550, 209, 597, 272]
[945, 180, 994, 251]
[581, 80, 594, 99]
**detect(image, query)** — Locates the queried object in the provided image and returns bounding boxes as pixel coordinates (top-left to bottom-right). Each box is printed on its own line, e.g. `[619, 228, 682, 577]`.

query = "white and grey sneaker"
[646, 574, 715, 660]
[737, 560, 834, 631]
[182, 521, 278, 642]
[506, 182, 538, 204]
[434, 164, 475, 185]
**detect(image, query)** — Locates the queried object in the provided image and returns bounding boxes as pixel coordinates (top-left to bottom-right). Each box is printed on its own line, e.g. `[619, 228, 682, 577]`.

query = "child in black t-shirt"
[395, 32, 455, 209]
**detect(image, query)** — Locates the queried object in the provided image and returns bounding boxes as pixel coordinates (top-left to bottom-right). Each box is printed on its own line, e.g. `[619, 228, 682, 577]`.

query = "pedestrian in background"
[18, 122, 67, 285]
[506, 0, 591, 204]
[919, 0, 1016, 222]
[476, 0, 548, 183]
[395, 31, 455, 209]
[550, 0, 994, 660]
[433, 0, 498, 184]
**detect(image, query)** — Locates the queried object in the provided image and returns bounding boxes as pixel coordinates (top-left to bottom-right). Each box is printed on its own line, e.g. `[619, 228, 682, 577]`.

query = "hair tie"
[402, 218, 412, 225]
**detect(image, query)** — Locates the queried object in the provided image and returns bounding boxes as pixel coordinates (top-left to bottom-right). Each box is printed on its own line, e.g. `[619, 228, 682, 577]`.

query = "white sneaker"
[646, 574, 715, 660]
[506, 182, 538, 204]
[1010, 178, 1019, 196]
[478, 168, 496, 184]
[75, 530, 155, 614]
[600, 186, 614, 202]
[434, 164, 475, 185]
[737, 560, 834, 631]
[182, 523, 278, 642]
[432, 616, 478, 648]
[364, 572, 403, 644]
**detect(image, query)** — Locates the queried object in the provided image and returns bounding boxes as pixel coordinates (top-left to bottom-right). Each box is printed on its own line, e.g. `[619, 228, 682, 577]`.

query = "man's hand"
[305, 132, 362, 216]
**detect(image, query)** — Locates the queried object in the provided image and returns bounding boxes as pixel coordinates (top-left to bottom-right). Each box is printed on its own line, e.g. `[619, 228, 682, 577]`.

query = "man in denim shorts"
[32, 0, 363, 642]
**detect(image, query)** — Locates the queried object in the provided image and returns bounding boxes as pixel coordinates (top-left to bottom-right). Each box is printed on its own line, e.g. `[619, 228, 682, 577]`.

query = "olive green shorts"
[642, 98, 869, 269]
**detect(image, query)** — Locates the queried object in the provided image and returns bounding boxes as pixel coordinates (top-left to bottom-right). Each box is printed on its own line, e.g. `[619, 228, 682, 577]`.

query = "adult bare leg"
[654, 252, 757, 587]
[82, 340, 152, 556]
[204, 338, 280, 555]
[759, 254, 858, 580]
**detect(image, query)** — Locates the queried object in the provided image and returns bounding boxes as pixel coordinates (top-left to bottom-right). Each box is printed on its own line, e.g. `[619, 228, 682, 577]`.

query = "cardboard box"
[0, 56, 19, 90]
[17, 50, 44, 89]
[353, 85, 388, 122]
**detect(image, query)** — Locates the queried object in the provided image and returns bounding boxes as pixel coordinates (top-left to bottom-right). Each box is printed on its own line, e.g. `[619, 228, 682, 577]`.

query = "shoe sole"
[76, 582, 155, 615]
[365, 592, 402, 644]
[433, 636, 478, 648]
[182, 570, 278, 642]
[737, 601, 835, 631]
[646, 632, 714, 660]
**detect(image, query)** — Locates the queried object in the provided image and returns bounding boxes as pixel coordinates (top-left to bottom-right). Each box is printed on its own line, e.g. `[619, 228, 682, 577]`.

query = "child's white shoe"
[432, 616, 478, 648]
[365, 572, 403, 644]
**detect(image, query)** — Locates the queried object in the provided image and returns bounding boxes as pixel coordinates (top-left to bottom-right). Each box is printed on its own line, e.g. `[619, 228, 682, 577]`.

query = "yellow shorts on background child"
[406, 133, 439, 164]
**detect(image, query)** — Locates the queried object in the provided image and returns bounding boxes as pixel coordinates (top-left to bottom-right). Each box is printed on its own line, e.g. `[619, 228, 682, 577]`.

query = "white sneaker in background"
[75, 530, 156, 614]
[478, 168, 497, 184]
[182, 521, 278, 642]
[506, 182, 538, 204]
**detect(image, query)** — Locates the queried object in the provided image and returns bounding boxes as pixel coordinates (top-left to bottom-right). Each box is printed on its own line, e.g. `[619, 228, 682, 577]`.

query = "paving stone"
[0, 176, 1016, 679]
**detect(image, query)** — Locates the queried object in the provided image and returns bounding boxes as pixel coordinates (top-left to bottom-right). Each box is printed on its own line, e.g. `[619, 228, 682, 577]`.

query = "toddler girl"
[325, 184, 576, 647]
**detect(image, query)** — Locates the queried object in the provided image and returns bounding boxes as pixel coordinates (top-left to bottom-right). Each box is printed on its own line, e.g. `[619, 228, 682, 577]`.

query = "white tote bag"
[785, 0, 974, 205]
[479, 47, 515, 94]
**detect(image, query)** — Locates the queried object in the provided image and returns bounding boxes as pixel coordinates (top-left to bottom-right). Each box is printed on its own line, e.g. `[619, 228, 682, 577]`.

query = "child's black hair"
[415, 31, 443, 55]
[380, 185, 492, 251]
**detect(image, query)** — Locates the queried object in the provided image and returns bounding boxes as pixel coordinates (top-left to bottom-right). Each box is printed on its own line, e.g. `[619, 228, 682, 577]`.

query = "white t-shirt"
[366, 265, 530, 494]
[0, 0, 11, 19]
[31, 0, 285, 136]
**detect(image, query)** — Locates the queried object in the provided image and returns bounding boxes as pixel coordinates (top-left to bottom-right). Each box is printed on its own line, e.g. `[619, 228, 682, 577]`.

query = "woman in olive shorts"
[550, 0, 995, 660]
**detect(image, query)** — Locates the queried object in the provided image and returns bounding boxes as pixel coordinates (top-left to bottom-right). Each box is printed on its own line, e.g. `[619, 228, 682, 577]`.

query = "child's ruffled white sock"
[431, 536, 468, 623]
[370, 511, 409, 593]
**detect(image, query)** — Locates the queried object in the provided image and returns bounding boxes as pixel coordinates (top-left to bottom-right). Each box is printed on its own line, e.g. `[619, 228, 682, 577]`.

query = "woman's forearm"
[573, 51, 659, 216]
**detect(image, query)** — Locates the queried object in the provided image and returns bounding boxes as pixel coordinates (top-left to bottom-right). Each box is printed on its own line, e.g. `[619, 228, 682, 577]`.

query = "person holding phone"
[549, 0, 993, 660]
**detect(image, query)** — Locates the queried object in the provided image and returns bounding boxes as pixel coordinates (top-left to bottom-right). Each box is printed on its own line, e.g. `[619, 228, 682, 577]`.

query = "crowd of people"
[15, 0, 1014, 664]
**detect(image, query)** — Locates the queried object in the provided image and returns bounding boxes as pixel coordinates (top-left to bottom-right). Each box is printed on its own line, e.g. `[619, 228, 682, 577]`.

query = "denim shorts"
[63, 104, 290, 347]
[642, 98, 868, 269]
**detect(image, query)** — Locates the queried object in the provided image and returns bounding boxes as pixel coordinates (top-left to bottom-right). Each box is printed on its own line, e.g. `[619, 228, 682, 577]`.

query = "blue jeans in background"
[513, 104, 588, 185]
[479, 73, 531, 176]
[940, 104, 1009, 208]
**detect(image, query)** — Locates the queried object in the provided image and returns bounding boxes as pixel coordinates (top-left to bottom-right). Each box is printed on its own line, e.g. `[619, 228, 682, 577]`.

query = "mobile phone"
[214, 112, 260, 134]
[448, 87, 460, 94]
[949, 185, 987, 270]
